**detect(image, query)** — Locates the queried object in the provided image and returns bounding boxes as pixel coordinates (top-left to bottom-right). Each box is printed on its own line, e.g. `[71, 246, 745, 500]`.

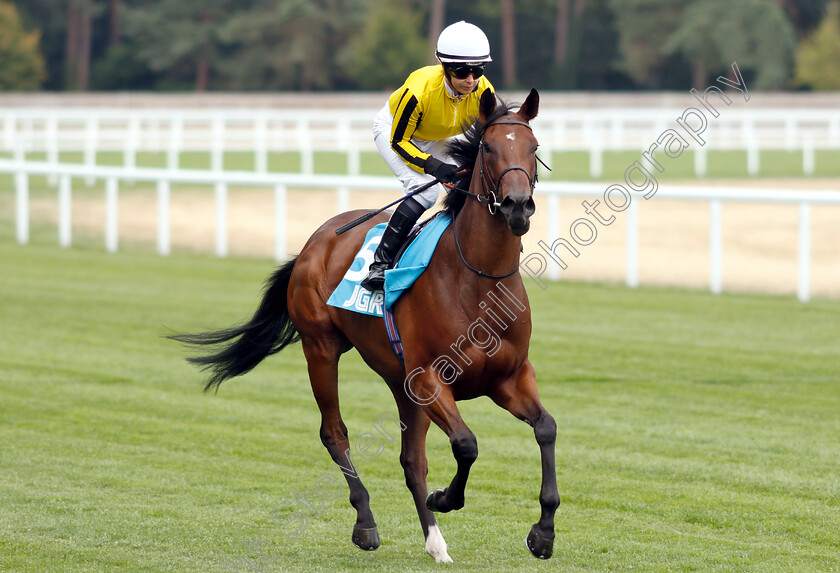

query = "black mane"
[441, 97, 518, 216]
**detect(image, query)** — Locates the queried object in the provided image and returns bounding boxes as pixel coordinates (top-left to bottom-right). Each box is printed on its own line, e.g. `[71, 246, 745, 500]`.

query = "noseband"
[450, 117, 546, 280]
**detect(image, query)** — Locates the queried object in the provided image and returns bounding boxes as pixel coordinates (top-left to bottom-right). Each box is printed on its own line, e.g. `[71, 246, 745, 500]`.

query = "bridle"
[477, 119, 540, 215]
[449, 117, 548, 279]
[448, 118, 548, 215]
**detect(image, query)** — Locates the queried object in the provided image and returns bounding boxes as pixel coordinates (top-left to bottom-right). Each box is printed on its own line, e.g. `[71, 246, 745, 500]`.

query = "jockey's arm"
[389, 89, 430, 174]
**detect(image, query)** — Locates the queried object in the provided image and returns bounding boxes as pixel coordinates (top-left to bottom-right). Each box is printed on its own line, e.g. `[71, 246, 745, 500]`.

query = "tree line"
[2, 0, 839, 92]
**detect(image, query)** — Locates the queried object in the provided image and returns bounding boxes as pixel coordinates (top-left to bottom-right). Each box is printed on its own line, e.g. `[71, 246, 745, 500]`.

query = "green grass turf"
[1, 235, 839, 572]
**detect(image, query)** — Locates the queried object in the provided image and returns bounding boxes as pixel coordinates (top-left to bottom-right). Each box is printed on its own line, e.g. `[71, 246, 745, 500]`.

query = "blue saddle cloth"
[326, 212, 452, 317]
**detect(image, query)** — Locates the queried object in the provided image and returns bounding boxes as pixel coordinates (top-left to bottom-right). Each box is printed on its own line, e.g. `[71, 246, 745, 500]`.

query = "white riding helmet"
[435, 21, 492, 64]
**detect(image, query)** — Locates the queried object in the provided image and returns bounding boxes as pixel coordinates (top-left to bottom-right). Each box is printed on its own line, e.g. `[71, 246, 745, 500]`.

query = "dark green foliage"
[349, 0, 428, 90]
[0, 1, 46, 90]
[3, 0, 836, 91]
[795, 1, 840, 90]
[662, 0, 797, 90]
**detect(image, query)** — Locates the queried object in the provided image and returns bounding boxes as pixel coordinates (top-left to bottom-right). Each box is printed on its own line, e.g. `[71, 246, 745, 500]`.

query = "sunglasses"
[447, 63, 486, 80]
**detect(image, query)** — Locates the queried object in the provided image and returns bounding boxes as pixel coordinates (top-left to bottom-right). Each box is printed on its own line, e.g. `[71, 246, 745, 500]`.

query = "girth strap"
[383, 307, 404, 367]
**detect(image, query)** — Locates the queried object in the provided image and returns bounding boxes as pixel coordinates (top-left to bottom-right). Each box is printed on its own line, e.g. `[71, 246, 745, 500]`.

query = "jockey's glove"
[424, 156, 459, 183]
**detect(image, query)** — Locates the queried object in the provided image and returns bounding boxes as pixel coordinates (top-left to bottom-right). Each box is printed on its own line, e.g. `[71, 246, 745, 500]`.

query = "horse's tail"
[169, 256, 300, 393]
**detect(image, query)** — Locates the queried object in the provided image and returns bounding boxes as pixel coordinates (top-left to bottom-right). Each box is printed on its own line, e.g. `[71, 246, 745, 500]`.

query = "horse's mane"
[441, 97, 518, 217]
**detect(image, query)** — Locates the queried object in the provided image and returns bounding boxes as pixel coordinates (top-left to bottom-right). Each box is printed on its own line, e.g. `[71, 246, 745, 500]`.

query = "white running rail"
[2, 107, 840, 178]
[3, 159, 839, 302]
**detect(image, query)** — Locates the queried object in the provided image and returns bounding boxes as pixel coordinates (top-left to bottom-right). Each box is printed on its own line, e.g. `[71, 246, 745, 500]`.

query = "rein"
[452, 219, 521, 279]
[447, 117, 547, 280]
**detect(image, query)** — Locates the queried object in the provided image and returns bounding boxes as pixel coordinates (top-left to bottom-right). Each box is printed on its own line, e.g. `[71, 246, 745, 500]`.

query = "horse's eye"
[481, 142, 493, 154]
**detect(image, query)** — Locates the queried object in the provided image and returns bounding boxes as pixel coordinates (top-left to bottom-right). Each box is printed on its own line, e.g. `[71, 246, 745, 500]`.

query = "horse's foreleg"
[393, 396, 453, 563]
[525, 406, 559, 559]
[410, 376, 478, 515]
[301, 336, 379, 551]
[490, 361, 559, 560]
[424, 417, 477, 514]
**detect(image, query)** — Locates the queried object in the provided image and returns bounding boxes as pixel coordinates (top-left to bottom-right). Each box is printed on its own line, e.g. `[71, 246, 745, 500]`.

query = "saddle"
[393, 212, 446, 268]
[326, 211, 452, 318]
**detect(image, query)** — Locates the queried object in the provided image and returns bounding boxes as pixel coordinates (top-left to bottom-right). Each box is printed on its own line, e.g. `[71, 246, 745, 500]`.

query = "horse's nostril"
[524, 197, 536, 216]
[500, 196, 516, 210]
[498, 194, 534, 237]
[500, 195, 534, 216]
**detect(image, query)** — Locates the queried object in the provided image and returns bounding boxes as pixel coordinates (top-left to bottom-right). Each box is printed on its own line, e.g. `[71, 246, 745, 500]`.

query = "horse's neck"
[453, 180, 522, 277]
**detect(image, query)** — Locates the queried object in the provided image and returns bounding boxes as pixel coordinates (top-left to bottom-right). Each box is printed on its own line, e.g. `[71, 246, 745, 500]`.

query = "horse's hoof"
[352, 525, 380, 551]
[526, 525, 554, 559]
[425, 488, 447, 513]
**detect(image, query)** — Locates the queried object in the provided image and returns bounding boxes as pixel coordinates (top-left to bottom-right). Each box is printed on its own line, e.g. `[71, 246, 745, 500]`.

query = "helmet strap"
[442, 68, 463, 97]
[441, 64, 455, 87]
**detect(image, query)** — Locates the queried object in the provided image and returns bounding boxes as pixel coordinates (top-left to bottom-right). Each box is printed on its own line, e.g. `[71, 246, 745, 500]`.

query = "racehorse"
[171, 88, 558, 562]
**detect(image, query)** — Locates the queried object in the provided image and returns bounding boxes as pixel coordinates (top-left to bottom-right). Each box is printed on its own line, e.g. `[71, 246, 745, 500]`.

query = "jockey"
[361, 21, 495, 292]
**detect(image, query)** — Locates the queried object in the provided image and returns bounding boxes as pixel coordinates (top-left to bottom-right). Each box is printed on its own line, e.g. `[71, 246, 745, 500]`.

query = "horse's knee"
[534, 412, 556, 446]
[451, 431, 478, 465]
[400, 453, 428, 489]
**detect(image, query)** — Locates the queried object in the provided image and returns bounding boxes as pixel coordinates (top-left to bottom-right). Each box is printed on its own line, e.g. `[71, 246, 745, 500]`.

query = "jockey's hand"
[424, 157, 459, 183]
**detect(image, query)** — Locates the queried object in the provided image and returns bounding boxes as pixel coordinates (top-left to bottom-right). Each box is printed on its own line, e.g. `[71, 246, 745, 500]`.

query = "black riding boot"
[360, 196, 426, 292]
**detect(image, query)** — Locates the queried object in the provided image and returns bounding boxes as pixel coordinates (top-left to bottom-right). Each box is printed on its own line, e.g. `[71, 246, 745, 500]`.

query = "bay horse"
[171, 88, 558, 562]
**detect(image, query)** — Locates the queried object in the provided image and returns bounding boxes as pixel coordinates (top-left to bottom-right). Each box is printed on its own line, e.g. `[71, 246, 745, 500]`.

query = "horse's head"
[477, 88, 540, 236]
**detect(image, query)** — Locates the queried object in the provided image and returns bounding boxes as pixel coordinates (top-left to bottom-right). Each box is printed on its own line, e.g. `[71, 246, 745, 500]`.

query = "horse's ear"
[519, 88, 539, 121]
[479, 88, 496, 122]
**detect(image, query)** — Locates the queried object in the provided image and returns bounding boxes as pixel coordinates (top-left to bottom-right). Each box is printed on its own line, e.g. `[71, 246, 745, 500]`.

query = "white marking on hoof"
[425, 524, 453, 563]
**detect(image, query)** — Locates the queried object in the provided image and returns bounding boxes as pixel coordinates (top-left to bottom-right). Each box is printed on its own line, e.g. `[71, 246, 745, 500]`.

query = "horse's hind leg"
[489, 360, 559, 559]
[300, 335, 380, 550]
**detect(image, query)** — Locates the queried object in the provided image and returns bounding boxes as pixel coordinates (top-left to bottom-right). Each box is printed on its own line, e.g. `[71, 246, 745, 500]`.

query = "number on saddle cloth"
[326, 213, 452, 319]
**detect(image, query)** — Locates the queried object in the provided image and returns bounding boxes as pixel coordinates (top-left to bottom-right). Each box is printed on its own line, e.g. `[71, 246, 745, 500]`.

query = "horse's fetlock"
[540, 491, 561, 513]
[348, 489, 370, 510]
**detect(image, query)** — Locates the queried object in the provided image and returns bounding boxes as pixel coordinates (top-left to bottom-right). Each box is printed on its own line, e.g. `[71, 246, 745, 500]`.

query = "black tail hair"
[168, 256, 301, 393]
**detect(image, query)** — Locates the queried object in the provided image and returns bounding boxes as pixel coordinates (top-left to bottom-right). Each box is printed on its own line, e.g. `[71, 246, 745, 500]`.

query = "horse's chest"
[426, 320, 527, 393]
